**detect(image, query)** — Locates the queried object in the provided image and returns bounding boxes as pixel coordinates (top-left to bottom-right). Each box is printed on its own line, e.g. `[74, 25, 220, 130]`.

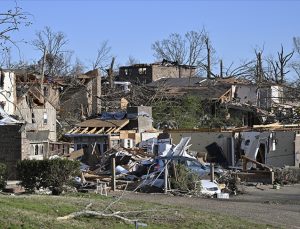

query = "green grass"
[0, 193, 275, 229]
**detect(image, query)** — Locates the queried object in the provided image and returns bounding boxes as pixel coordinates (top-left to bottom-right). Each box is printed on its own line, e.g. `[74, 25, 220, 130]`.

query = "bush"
[170, 163, 201, 193]
[0, 163, 8, 190]
[17, 159, 80, 195]
[274, 167, 300, 185]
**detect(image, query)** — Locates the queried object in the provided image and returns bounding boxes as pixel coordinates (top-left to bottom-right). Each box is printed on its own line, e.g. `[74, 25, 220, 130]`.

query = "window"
[35, 145, 39, 155]
[138, 68, 147, 75]
[43, 86, 49, 97]
[124, 68, 132, 76]
[43, 112, 48, 125]
[32, 112, 36, 123]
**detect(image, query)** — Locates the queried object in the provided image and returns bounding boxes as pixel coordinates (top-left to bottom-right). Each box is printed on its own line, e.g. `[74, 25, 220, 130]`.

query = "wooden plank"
[81, 127, 89, 134]
[88, 127, 97, 134]
[114, 119, 130, 132]
[95, 127, 104, 134]
[104, 127, 113, 134]
[67, 127, 77, 134]
[107, 127, 116, 134]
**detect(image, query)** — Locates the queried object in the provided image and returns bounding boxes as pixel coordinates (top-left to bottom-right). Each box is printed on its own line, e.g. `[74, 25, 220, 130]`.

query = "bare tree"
[0, 4, 31, 66]
[268, 45, 293, 84]
[292, 37, 300, 80]
[32, 26, 71, 77]
[69, 58, 85, 77]
[126, 56, 139, 65]
[152, 29, 208, 72]
[92, 40, 112, 70]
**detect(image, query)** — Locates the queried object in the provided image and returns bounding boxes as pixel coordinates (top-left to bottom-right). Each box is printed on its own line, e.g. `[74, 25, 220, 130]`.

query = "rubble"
[274, 166, 300, 185]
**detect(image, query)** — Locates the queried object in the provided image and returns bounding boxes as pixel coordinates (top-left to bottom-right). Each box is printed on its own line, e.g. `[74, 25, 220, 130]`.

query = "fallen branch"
[57, 210, 137, 224]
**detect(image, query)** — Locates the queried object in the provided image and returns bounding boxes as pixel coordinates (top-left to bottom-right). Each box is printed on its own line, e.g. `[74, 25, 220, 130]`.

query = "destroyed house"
[168, 124, 300, 169]
[148, 77, 259, 127]
[118, 59, 196, 85]
[65, 106, 154, 165]
[0, 70, 68, 176]
[59, 69, 101, 122]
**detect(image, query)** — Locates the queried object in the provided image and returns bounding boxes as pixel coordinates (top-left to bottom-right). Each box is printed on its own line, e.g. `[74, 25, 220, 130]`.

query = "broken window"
[124, 68, 132, 76]
[43, 86, 49, 97]
[138, 68, 147, 75]
[43, 112, 48, 125]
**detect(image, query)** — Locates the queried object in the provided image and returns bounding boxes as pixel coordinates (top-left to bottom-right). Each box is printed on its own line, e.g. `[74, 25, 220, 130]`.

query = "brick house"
[118, 59, 196, 85]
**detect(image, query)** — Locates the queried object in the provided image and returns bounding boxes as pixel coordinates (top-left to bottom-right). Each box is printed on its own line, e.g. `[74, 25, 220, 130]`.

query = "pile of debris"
[67, 137, 229, 198]
[274, 166, 300, 185]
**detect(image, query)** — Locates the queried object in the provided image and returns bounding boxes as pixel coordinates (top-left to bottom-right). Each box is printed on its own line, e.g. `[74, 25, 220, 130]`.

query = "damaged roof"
[147, 77, 233, 99]
[66, 119, 130, 136]
[77, 119, 129, 128]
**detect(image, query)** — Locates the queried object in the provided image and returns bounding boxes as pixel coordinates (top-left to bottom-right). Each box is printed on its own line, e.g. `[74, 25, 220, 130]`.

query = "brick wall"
[119, 65, 196, 84]
[0, 125, 22, 179]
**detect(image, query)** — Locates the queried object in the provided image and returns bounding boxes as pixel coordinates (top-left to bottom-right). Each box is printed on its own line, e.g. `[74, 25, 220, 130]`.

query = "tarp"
[100, 112, 126, 120]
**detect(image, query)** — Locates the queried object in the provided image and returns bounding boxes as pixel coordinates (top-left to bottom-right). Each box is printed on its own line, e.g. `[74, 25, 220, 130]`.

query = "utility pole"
[108, 57, 115, 89]
[164, 160, 168, 194]
[41, 47, 47, 89]
[111, 155, 116, 191]
[220, 59, 223, 78]
[205, 37, 211, 79]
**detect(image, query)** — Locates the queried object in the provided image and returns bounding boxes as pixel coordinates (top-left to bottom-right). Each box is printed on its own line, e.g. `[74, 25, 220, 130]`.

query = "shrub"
[0, 163, 8, 190]
[45, 159, 80, 195]
[274, 167, 300, 185]
[170, 163, 201, 193]
[17, 160, 45, 192]
[17, 159, 80, 195]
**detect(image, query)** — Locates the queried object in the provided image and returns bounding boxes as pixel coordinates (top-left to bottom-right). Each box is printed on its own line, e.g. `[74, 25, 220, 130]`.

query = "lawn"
[0, 193, 275, 229]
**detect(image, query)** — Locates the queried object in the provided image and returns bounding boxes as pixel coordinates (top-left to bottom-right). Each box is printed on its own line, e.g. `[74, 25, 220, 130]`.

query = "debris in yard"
[274, 167, 300, 185]
[217, 193, 229, 199]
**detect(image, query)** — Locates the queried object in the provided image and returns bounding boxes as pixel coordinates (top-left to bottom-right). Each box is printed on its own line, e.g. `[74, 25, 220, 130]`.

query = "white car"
[200, 180, 221, 196]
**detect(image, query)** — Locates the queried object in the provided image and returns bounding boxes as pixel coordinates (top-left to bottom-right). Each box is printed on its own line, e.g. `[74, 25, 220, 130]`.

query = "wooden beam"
[67, 127, 77, 134]
[114, 119, 130, 132]
[95, 127, 104, 134]
[104, 127, 113, 134]
[107, 127, 116, 134]
[81, 127, 89, 134]
[88, 127, 97, 134]
[241, 155, 272, 171]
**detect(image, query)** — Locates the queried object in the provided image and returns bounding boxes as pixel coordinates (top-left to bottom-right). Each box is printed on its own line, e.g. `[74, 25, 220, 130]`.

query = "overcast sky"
[3, 0, 300, 73]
